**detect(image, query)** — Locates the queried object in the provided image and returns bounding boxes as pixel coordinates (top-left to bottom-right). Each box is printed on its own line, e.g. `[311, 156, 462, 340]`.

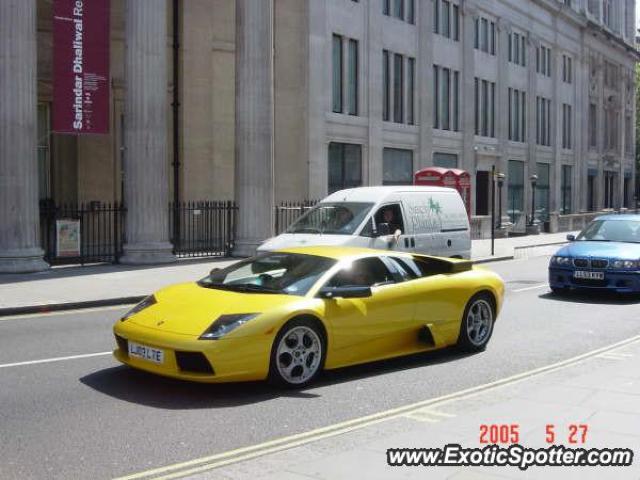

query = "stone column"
[0, 0, 49, 273]
[120, 0, 175, 264]
[234, 0, 275, 256]
[416, 0, 434, 171]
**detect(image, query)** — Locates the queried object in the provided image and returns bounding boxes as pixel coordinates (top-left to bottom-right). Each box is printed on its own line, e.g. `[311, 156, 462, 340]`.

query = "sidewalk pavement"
[192, 337, 640, 480]
[0, 231, 576, 315]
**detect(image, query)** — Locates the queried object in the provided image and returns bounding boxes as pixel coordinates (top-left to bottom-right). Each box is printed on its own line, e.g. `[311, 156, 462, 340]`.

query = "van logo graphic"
[428, 197, 442, 215]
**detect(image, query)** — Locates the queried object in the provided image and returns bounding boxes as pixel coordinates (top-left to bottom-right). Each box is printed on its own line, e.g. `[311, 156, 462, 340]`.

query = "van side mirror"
[376, 222, 391, 237]
[318, 286, 372, 299]
[566, 234, 576, 242]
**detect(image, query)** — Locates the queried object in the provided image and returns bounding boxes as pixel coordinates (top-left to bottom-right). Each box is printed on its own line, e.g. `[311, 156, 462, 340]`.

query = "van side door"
[359, 202, 415, 252]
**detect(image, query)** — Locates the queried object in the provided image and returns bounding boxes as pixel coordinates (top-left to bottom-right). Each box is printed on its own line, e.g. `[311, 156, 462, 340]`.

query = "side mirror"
[566, 234, 576, 242]
[318, 286, 372, 299]
[376, 222, 391, 237]
[210, 267, 221, 275]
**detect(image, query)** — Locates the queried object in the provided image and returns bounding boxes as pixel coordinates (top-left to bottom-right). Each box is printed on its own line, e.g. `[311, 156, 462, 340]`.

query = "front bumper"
[113, 321, 273, 383]
[549, 267, 640, 293]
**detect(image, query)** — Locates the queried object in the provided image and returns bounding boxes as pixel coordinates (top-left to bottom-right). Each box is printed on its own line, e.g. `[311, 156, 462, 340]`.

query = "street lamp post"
[497, 173, 505, 229]
[529, 174, 538, 226]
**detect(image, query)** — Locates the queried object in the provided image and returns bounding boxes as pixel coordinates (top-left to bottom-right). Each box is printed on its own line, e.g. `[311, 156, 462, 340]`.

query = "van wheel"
[456, 293, 495, 352]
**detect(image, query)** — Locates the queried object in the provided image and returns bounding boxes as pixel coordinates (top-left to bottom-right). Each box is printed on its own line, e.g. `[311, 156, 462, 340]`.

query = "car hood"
[555, 241, 640, 259]
[127, 282, 300, 337]
[257, 233, 353, 252]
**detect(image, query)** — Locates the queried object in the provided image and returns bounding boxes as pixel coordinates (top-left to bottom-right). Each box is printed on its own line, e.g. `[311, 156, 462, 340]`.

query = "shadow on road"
[539, 291, 640, 305]
[80, 347, 479, 409]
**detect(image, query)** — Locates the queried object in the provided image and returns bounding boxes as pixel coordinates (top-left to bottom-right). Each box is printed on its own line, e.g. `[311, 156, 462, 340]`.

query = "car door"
[321, 256, 417, 368]
[391, 255, 467, 346]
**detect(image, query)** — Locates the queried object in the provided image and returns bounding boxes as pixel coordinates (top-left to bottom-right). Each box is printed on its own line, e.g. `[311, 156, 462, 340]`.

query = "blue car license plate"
[573, 271, 604, 280]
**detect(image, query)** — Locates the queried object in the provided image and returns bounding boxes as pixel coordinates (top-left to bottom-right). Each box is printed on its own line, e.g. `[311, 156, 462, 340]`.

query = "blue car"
[549, 214, 640, 294]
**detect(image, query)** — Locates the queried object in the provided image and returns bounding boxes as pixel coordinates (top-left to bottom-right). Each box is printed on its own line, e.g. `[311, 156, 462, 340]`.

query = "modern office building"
[0, 0, 637, 271]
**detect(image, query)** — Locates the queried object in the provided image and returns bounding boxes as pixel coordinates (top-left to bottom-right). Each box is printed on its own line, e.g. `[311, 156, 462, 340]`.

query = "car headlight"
[611, 260, 638, 269]
[199, 313, 259, 340]
[120, 295, 157, 321]
[551, 256, 571, 266]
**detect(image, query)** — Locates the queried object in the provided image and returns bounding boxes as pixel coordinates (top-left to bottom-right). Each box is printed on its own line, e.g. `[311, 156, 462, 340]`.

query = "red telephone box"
[414, 167, 471, 217]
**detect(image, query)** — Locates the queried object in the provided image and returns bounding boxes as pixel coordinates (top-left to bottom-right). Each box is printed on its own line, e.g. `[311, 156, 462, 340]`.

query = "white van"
[258, 186, 471, 258]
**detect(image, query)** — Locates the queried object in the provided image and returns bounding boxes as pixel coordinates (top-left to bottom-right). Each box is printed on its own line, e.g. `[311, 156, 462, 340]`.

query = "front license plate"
[128, 341, 165, 364]
[574, 271, 604, 280]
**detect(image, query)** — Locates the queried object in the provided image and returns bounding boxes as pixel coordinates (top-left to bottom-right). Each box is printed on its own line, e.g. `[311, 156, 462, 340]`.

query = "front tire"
[457, 293, 495, 352]
[268, 318, 326, 388]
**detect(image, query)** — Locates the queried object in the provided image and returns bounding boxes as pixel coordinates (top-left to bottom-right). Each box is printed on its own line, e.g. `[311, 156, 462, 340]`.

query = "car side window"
[373, 203, 405, 234]
[326, 257, 396, 288]
[387, 257, 421, 280]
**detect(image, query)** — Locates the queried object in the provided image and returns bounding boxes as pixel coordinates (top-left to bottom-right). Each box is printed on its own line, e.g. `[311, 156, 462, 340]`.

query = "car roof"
[276, 245, 411, 260]
[322, 186, 456, 203]
[594, 214, 640, 221]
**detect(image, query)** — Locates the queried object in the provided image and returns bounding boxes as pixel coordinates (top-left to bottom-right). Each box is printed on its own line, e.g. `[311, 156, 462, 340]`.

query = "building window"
[433, 0, 458, 40]
[452, 5, 460, 41]
[561, 165, 572, 214]
[393, 53, 404, 123]
[508, 32, 526, 66]
[407, 57, 415, 125]
[625, 115, 632, 154]
[587, 172, 596, 211]
[37, 103, 52, 201]
[383, 148, 413, 185]
[347, 39, 358, 115]
[328, 142, 362, 193]
[474, 77, 495, 137]
[383, 50, 390, 121]
[535, 163, 550, 221]
[474, 17, 496, 54]
[392, 0, 404, 19]
[536, 45, 551, 77]
[406, 0, 415, 24]
[562, 103, 572, 150]
[562, 55, 572, 83]
[604, 108, 618, 151]
[332, 34, 343, 113]
[589, 103, 597, 149]
[536, 96, 551, 146]
[604, 61, 617, 89]
[508, 160, 525, 224]
[383, 0, 390, 15]
[434, 65, 460, 131]
[433, 152, 458, 168]
[508, 88, 526, 142]
[604, 171, 615, 208]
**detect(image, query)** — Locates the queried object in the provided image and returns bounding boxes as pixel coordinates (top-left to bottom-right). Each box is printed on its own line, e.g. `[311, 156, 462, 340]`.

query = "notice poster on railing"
[52, 0, 110, 134]
[56, 220, 81, 257]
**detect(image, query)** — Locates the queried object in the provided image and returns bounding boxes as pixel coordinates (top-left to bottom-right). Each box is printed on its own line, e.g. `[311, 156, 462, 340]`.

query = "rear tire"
[268, 318, 326, 389]
[457, 293, 495, 352]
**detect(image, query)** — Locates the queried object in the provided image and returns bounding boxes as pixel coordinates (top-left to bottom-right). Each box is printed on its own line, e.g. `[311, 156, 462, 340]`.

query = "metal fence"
[170, 200, 237, 258]
[40, 201, 126, 265]
[275, 200, 317, 235]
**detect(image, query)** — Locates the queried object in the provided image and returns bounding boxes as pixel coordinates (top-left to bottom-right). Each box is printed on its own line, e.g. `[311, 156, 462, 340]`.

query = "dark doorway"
[475, 171, 489, 215]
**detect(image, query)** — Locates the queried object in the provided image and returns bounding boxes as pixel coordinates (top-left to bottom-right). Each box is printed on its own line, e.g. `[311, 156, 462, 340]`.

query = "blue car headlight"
[199, 313, 259, 340]
[611, 260, 639, 270]
[121, 295, 157, 321]
[551, 256, 571, 266]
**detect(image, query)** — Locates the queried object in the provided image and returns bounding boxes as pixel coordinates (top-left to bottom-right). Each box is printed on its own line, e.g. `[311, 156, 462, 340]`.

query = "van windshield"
[286, 202, 374, 235]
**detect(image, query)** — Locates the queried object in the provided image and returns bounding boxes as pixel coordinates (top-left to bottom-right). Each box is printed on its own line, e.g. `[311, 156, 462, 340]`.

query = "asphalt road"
[1, 251, 639, 479]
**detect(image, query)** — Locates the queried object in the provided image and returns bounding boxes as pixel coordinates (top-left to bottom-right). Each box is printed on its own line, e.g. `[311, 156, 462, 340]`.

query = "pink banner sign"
[53, 0, 110, 134]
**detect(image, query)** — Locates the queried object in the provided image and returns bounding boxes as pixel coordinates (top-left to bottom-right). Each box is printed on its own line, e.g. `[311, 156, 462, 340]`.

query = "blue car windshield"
[576, 219, 640, 243]
[286, 202, 374, 235]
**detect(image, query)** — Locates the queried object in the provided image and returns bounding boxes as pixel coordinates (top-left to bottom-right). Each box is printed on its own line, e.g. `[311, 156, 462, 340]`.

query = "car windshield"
[576, 219, 640, 243]
[286, 202, 374, 235]
[198, 253, 336, 295]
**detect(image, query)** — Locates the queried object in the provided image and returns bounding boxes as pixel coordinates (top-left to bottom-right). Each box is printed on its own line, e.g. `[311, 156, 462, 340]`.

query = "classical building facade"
[0, 0, 637, 271]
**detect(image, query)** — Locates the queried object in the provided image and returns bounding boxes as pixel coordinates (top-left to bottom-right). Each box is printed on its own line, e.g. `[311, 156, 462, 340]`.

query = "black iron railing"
[275, 200, 317, 235]
[170, 200, 237, 258]
[40, 201, 126, 265]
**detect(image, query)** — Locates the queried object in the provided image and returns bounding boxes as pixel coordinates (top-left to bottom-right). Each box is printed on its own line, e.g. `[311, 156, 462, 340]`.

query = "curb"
[0, 296, 145, 318]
